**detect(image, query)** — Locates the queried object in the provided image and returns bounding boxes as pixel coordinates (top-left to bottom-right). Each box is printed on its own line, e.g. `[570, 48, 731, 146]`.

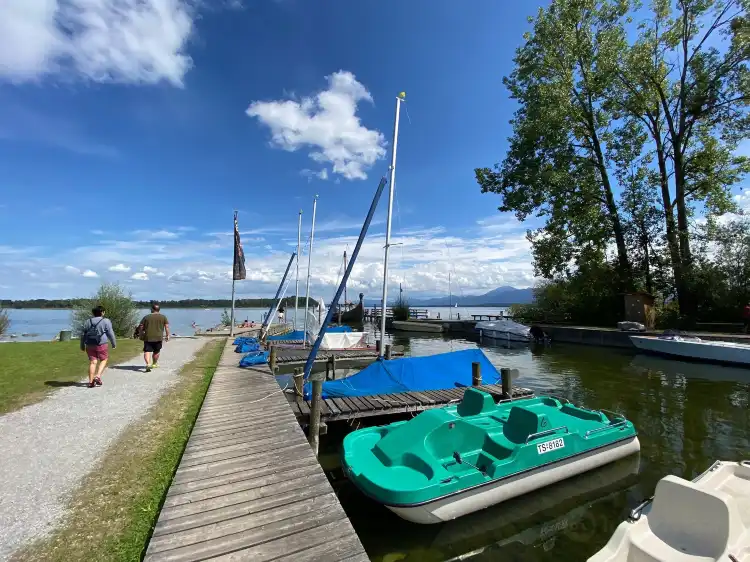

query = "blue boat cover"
[235, 341, 261, 353]
[239, 351, 269, 367]
[303, 349, 502, 399]
[233, 336, 258, 345]
[327, 325, 353, 333]
[267, 330, 306, 341]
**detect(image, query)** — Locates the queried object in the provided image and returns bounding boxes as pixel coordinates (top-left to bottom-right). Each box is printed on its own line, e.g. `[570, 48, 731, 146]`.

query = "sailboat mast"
[449, 271, 452, 320]
[303, 196, 318, 346]
[379, 92, 405, 354]
[343, 251, 348, 306]
[295, 209, 302, 331]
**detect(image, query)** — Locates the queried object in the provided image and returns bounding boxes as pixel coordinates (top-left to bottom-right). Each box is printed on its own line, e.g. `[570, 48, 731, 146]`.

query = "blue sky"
[2, 0, 557, 300]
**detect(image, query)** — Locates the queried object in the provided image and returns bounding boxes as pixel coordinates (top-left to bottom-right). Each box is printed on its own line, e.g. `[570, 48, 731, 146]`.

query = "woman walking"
[80, 306, 117, 388]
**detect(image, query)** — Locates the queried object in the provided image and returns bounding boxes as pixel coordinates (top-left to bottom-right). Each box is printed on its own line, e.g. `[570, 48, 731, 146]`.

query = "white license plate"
[536, 437, 565, 454]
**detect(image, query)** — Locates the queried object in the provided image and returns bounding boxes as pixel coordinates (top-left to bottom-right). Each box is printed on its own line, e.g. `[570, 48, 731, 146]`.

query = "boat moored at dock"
[630, 334, 750, 367]
[476, 319, 531, 342]
[342, 389, 639, 524]
[589, 459, 750, 562]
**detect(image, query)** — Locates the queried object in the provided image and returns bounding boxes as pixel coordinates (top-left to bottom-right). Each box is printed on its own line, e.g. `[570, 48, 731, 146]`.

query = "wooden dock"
[271, 347, 404, 365]
[144, 339, 368, 562]
[287, 384, 535, 424]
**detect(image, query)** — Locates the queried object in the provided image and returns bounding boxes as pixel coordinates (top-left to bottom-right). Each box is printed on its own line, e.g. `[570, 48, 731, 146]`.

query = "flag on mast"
[233, 212, 246, 280]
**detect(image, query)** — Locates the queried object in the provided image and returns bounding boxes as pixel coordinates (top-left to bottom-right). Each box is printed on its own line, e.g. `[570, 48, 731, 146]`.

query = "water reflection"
[330, 327, 750, 561]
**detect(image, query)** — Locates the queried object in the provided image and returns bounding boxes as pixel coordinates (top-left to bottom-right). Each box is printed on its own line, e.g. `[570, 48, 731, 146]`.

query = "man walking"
[138, 303, 170, 372]
[80, 305, 117, 388]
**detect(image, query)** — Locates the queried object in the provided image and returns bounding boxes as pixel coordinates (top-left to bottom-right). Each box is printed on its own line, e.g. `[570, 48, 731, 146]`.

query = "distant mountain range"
[363, 286, 534, 307]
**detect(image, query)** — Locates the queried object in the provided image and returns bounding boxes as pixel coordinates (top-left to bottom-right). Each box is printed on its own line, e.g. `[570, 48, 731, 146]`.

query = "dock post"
[330, 355, 336, 378]
[308, 373, 324, 455]
[385, 344, 392, 360]
[501, 367, 512, 398]
[376, 339, 381, 353]
[269, 345, 277, 373]
[293, 367, 304, 396]
[472, 362, 482, 386]
[325, 359, 331, 380]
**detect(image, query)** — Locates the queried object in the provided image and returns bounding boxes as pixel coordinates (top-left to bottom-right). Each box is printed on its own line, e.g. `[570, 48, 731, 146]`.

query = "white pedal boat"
[630, 334, 750, 367]
[589, 460, 750, 562]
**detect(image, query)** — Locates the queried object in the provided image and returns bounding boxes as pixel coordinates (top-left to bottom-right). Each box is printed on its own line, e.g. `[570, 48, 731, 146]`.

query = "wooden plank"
[147, 494, 345, 559]
[330, 398, 352, 414]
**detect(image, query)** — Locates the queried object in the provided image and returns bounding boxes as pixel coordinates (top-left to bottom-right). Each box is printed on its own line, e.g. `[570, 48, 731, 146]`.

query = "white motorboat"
[476, 319, 531, 342]
[589, 459, 750, 562]
[630, 334, 750, 367]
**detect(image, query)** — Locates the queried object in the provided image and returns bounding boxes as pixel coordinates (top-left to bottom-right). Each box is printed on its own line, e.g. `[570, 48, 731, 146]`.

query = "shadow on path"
[45, 381, 89, 388]
[109, 365, 145, 372]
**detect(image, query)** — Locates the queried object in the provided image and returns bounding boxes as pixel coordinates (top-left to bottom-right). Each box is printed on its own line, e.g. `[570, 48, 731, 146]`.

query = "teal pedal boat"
[341, 388, 639, 524]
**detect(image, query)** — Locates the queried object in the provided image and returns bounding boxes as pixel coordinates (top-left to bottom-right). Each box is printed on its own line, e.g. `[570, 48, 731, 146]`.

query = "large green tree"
[476, 0, 635, 288]
[612, 0, 749, 315]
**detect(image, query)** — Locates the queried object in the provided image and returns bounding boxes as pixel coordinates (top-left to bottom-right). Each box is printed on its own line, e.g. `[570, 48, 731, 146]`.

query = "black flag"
[233, 213, 246, 281]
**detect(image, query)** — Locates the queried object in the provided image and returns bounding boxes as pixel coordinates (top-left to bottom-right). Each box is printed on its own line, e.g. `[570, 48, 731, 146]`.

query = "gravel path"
[0, 337, 209, 559]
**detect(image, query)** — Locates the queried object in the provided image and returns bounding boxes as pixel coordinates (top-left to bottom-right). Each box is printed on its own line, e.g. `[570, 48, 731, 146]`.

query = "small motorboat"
[630, 333, 750, 367]
[341, 389, 639, 524]
[588, 459, 750, 561]
[475, 319, 531, 342]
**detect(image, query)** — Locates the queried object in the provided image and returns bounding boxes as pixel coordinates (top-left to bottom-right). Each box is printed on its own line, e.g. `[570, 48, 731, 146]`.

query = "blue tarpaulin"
[239, 351, 269, 367]
[303, 348, 502, 399]
[235, 341, 261, 353]
[327, 326, 353, 333]
[267, 330, 305, 341]
[233, 336, 258, 345]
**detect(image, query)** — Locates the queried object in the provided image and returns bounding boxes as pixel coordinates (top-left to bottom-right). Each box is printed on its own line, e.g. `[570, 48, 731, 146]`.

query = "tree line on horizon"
[1, 296, 319, 310]
[476, 0, 749, 327]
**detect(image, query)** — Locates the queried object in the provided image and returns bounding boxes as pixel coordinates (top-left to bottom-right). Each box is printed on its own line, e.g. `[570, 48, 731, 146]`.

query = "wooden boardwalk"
[287, 384, 535, 424]
[271, 347, 404, 365]
[144, 339, 368, 562]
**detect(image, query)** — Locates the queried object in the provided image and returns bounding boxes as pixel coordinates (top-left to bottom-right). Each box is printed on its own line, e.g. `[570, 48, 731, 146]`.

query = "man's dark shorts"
[144, 341, 163, 353]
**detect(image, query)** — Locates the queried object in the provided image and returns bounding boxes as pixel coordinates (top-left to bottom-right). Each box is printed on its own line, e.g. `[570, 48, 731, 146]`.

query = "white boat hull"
[630, 336, 750, 366]
[589, 460, 750, 562]
[386, 436, 641, 524]
[320, 331, 366, 350]
[479, 328, 531, 343]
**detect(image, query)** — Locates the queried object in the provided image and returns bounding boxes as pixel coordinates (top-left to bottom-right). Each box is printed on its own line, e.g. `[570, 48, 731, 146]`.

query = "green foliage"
[391, 298, 411, 321]
[477, 0, 750, 321]
[220, 309, 231, 326]
[0, 308, 9, 337]
[71, 283, 139, 338]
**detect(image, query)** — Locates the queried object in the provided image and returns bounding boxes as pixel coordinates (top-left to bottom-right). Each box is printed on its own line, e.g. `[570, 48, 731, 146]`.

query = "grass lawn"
[0, 339, 143, 414]
[13, 338, 223, 562]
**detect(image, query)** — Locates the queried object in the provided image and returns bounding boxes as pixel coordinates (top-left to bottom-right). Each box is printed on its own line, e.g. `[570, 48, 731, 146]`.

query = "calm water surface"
[322, 328, 750, 562]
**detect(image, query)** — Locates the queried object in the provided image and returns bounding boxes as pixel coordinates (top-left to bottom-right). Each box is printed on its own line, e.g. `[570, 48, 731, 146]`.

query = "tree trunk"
[591, 134, 633, 289]
[655, 137, 687, 311]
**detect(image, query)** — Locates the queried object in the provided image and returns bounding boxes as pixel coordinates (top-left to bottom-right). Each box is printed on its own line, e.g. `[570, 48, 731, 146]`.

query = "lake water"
[317, 327, 750, 562]
[0, 306, 506, 341]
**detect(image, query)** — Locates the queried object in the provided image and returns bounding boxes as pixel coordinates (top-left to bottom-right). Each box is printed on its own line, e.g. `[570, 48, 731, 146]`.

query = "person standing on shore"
[138, 303, 170, 372]
[743, 302, 750, 334]
[80, 305, 117, 388]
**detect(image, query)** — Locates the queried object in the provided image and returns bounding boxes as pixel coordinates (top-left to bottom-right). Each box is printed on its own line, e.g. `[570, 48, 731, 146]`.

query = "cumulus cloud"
[300, 168, 329, 181]
[247, 71, 386, 180]
[0, 0, 194, 86]
[108, 263, 131, 272]
[82, 269, 98, 278]
[131, 272, 149, 281]
[143, 265, 159, 273]
[64, 265, 80, 274]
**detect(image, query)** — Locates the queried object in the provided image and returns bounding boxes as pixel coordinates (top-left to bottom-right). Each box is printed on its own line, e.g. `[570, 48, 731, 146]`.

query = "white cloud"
[300, 168, 329, 181]
[108, 263, 131, 272]
[133, 229, 180, 240]
[143, 265, 159, 273]
[82, 269, 98, 278]
[90, 229, 105, 235]
[131, 272, 149, 281]
[736, 191, 750, 213]
[247, 71, 386, 180]
[0, 0, 194, 86]
[64, 265, 80, 274]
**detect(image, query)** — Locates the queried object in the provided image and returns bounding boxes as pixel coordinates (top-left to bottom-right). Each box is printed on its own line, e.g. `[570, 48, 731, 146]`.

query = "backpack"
[84, 318, 104, 346]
